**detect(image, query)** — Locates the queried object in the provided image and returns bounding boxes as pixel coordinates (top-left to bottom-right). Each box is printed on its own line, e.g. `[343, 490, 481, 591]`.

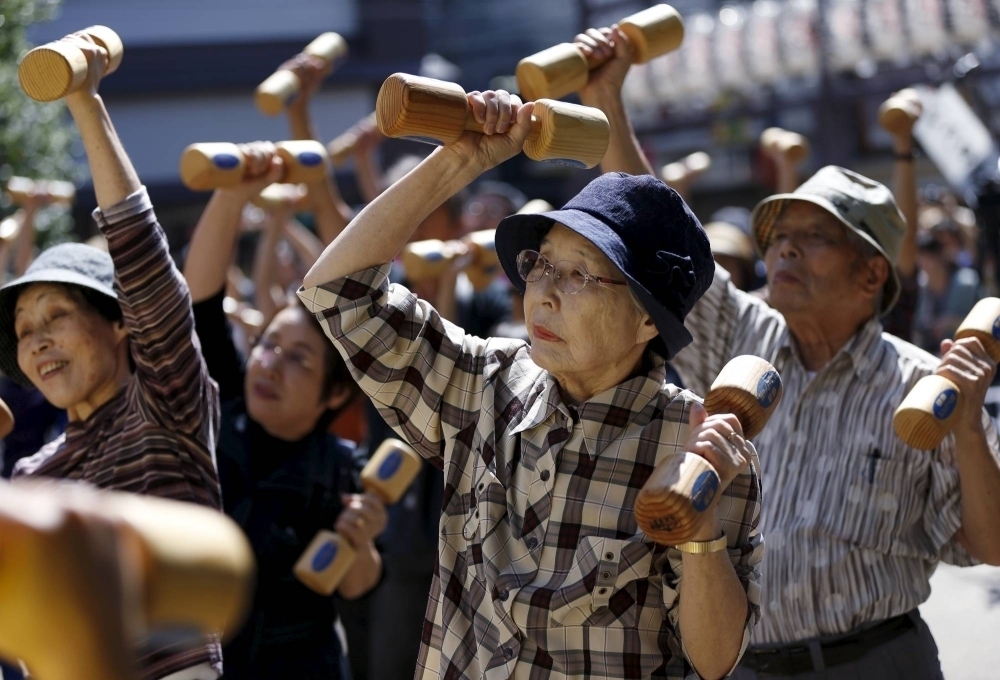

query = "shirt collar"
[511, 354, 672, 459]
[777, 316, 885, 383]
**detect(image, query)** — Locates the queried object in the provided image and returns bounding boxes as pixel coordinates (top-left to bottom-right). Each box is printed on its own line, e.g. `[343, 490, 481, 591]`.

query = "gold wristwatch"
[673, 534, 727, 554]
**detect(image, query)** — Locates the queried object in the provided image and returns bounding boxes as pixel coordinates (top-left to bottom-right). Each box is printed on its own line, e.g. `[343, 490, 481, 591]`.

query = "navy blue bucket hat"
[0, 243, 118, 386]
[495, 173, 715, 359]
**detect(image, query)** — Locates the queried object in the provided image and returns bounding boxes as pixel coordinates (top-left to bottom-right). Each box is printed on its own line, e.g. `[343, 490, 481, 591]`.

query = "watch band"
[674, 534, 728, 554]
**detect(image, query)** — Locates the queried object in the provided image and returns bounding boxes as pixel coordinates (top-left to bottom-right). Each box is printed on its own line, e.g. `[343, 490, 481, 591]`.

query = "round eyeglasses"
[516, 249, 628, 295]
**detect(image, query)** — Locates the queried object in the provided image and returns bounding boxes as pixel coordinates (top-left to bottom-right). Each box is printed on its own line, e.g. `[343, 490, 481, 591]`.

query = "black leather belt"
[740, 611, 917, 675]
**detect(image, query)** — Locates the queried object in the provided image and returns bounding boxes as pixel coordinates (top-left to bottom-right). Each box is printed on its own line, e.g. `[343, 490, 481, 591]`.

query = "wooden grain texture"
[954, 297, 1000, 362]
[293, 531, 357, 596]
[515, 4, 683, 100]
[18, 26, 122, 102]
[360, 438, 423, 505]
[376, 74, 609, 168]
[635, 355, 782, 545]
[894, 374, 960, 450]
[619, 4, 685, 64]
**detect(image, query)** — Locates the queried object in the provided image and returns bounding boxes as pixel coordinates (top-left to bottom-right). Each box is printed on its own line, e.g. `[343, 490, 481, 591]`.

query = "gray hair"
[843, 227, 885, 315]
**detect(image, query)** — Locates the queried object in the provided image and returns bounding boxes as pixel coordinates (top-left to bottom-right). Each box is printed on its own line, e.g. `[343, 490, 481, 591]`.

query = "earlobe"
[325, 383, 354, 412]
[636, 315, 659, 345]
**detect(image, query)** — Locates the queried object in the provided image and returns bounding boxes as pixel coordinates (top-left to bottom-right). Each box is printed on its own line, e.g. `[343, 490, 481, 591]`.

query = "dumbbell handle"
[634, 356, 782, 546]
[255, 33, 347, 116]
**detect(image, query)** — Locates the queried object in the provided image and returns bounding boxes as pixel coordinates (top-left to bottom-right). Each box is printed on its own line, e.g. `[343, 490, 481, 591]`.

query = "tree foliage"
[0, 0, 82, 248]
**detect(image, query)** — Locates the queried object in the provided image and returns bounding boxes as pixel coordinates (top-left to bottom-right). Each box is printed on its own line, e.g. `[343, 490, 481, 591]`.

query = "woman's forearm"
[183, 192, 245, 303]
[337, 542, 382, 599]
[580, 93, 655, 177]
[65, 95, 140, 210]
[677, 514, 749, 680]
[304, 148, 482, 288]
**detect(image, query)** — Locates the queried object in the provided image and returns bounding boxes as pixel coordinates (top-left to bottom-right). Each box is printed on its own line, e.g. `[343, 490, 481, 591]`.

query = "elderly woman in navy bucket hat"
[298, 89, 763, 680]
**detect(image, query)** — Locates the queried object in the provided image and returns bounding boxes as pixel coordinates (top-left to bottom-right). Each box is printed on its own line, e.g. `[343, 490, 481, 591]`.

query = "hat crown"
[560, 173, 714, 318]
[27, 243, 115, 288]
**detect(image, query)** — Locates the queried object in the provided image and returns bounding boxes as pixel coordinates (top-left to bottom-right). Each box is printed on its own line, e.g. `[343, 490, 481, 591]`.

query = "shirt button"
[540, 470, 550, 481]
[499, 589, 509, 601]
[503, 647, 514, 660]
[598, 588, 608, 595]
[605, 552, 615, 560]
[602, 571, 611, 580]
[527, 537, 538, 550]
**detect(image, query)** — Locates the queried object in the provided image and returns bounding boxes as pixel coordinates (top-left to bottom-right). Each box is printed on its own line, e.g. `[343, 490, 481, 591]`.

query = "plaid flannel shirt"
[299, 264, 764, 679]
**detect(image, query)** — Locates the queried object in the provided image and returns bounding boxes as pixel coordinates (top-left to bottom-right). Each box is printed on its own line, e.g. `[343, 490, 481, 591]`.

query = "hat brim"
[750, 194, 901, 316]
[0, 269, 118, 386]
[496, 208, 694, 359]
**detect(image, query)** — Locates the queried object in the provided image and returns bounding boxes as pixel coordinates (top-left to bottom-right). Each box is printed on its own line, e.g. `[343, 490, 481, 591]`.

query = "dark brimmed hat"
[495, 172, 714, 359]
[0, 243, 117, 386]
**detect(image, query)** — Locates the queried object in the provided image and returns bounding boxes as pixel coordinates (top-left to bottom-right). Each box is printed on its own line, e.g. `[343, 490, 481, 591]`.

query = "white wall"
[28, 0, 359, 46]
[99, 87, 373, 184]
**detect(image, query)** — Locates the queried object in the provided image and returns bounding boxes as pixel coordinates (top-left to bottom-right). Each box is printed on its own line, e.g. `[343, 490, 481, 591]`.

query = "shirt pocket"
[550, 535, 655, 628]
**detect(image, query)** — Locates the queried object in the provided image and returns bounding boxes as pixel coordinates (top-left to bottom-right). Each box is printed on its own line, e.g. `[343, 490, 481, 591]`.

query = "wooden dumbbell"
[18, 26, 123, 102]
[255, 33, 347, 116]
[634, 355, 783, 545]
[327, 112, 380, 167]
[0, 481, 255, 680]
[376, 73, 610, 169]
[294, 438, 422, 595]
[179, 141, 329, 192]
[251, 183, 310, 211]
[760, 127, 810, 165]
[401, 230, 500, 291]
[516, 4, 684, 102]
[5, 177, 76, 207]
[878, 88, 922, 137]
[894, 298, 1000, 450]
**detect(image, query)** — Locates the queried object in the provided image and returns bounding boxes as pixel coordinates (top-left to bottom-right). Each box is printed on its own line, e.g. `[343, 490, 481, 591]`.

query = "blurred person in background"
[914, 228, 982, 356]
[705, 221, 756, 292]
[1, 34, 221, 680]
[183, 141, 383, 680]
[461, 179, 527, 233]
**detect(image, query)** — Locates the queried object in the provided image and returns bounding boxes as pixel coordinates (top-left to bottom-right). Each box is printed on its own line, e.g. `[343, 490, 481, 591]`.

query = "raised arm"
[282, 56, 353, 245]
[303, 92, 534, 288]
[575, 26, 656, 177]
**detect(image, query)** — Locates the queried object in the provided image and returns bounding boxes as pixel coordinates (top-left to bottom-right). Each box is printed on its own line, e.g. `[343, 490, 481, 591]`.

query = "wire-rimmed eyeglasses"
[516, 249, 628, 295]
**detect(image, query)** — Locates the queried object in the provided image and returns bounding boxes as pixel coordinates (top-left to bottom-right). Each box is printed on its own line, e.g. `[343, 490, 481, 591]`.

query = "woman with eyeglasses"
[296, 74, 764, 680]
[183, 142, 385, 680]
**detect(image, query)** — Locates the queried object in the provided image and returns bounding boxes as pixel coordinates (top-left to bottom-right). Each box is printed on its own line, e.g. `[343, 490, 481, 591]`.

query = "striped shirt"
[672, 264, 1000, 645]
[13, 188, 222, 678]
[299, 264, 764, 680]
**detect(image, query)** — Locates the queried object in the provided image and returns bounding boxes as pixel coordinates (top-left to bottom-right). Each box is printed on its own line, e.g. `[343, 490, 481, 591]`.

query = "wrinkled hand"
[938, 337, 996, 434]
[683, 402, 751, 495]
[282, 53, 329, 111]
[575, 25, 634, 105]
[335, 493, 388, 548]
[217, 142, 285, 203]
[446, 90, 534, 172]
[63, 33, 110, 102]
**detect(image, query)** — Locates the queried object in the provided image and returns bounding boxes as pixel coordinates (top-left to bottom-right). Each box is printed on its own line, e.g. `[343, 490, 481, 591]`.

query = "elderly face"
[14, 283, 129, 418]
[245, 305, 347, 440]
[764, 202, 886, 318]
[523, 224, 658, 401]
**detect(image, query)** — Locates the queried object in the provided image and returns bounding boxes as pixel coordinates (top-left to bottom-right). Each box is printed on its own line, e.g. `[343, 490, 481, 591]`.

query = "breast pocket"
[550, 535, 655, 629]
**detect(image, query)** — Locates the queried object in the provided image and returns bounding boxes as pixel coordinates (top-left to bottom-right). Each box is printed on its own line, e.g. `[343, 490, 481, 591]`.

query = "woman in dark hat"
[0, 33, 220, 679]
[297, 89, 764, 679]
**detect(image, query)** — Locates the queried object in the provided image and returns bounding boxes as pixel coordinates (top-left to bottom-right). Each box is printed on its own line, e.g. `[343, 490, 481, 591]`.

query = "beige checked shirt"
[673, 265, 1000, 645]
[299, 264, 764, 679]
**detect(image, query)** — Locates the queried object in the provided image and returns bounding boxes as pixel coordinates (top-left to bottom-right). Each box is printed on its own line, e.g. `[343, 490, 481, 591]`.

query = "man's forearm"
[954, 424, 1000, 565]
[304, 148, 482, 288]
[65, 95, 140, 210]
[579, 93, 655, 177]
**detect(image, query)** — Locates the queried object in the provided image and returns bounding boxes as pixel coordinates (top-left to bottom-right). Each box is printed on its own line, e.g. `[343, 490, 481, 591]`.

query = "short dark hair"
[288, 301, 362, 413]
